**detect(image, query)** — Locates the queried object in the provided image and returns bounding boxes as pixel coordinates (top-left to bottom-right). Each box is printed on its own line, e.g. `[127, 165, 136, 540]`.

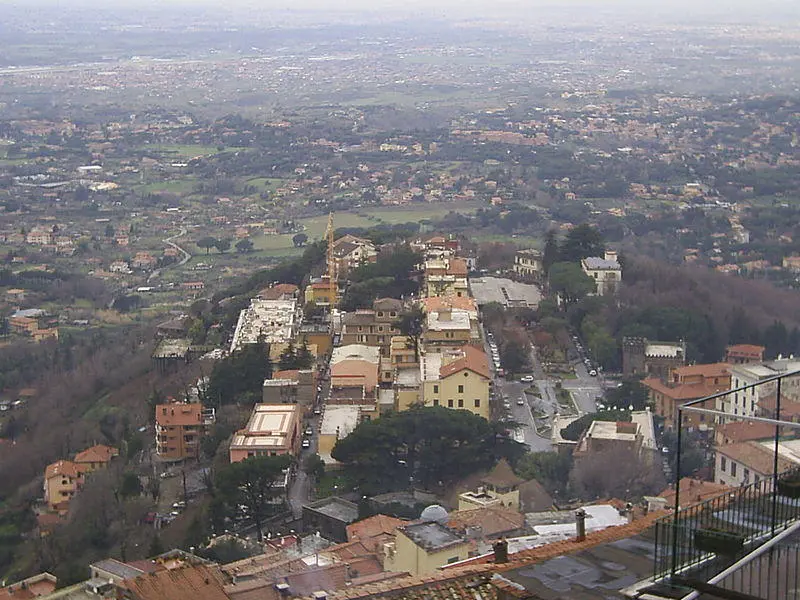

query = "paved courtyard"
[469, 277, 541, 308]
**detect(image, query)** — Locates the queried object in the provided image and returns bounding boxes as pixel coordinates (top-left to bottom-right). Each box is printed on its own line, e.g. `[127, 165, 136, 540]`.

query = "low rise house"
[43, 460, 83, 514]
[74, 444, 119, 472]
[423, 307, 480, 349]
[575, 410, 657, 460]
[581, 250, 622, 296]
[458, 460, 525, 512]
[330, 234, 377, 276]
[340, 298, 403, 355]
[718, 359, 800, 423]
[725, 344, 766, 364]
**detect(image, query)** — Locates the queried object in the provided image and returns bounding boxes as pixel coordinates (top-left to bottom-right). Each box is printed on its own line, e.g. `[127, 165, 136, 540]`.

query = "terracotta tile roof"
[440, 346, 490, 380]
[258, 283, 299, 300]
[480, 459, 524, 489]
[672, 362, 730, 379]
[74, 444, 118, 465]
[447, 258, 468, 277]
[758, 395, 800, 418]
[518, 479, 555, 512]
[716, 420, 781, 444]
[726, 344, 765, 356]
[155, 403, 202, 427]
[421, 296, 477, 314]
[122, 564, 228, 600]
[716, 441, 795, 476]
[642, 378, 722, 401]
[44, 460, 80, 480]
[327, 540, 375, 560]
[272, 369, 301, 381]
[347, 514, 406, 545]
[658, 478, 733, 509]
[447, 506, 525, 538]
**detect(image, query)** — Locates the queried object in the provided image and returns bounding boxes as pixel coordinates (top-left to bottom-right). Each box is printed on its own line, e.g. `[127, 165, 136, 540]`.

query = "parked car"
[517, 399, 525, 406]
[302, 439, 311, 449]
[520, 375, 534, 383]
[304, 427, 313, 436]
[589, 369, 598, 377]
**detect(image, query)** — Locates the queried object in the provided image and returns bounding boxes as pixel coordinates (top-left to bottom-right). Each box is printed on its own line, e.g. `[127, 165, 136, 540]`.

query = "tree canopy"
[207, 340, 272, 405]
[331, 406, 525, 494]
[549, 262, 596, 308]
[214, 454, 292, 541]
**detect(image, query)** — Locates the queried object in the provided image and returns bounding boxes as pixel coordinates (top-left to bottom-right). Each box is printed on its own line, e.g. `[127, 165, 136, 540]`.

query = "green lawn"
[135, 178, 197, 194]
[142, 144, 246, 158]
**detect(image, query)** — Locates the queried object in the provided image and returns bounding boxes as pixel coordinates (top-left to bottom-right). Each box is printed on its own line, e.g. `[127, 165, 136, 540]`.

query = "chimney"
[492, 539, 509, 564]
[575, 508, 586, 542]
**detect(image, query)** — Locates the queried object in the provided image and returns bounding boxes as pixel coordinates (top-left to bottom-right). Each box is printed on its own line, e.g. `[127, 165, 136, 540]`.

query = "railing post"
[671, 408, 683, 576]
[772, 376, 782, 536]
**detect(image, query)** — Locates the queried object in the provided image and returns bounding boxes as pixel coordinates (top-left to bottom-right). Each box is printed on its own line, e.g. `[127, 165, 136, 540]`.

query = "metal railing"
[650, 367, 800, 598]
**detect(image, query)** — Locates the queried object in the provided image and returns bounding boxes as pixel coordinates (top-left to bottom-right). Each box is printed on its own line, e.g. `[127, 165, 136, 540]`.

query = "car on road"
[503, 401, 511, 409]
[589, 369, 598, 376]
[517, 399, 525, 406]
[301, 439, 311, 449]
[520, 375, 534, 383]
[313, 408, 321, 416]
[304, 427, 313, 436]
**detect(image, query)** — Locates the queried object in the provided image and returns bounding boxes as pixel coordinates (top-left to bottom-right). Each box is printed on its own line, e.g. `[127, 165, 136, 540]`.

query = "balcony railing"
[646, 367, 800, 600]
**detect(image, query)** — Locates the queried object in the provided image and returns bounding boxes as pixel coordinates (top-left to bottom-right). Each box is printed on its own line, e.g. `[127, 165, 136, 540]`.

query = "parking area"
[469, 277, 541, 308]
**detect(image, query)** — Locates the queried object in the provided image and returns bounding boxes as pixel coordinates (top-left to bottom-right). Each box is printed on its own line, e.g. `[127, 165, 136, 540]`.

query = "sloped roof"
[518, 479, 555, 513]
[641, 378, 721, 401]
[658, 478, 732, 509]
[716, 441, 795, 475]
[45, 460, 80, 480]
[440, 346, 490, 380]
[672, 362, 730, 379]
[716, 420, 781, 444]
[121, 564, 228, 600]
[347, 514, 407, 543]
[480, 459, 525, 489]
[448, 506, 525, 538]
[155, 404, 202, 428]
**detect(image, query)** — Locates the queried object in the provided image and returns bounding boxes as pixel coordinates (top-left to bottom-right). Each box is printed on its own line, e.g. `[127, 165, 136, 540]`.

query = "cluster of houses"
[42, 444, 119, 516]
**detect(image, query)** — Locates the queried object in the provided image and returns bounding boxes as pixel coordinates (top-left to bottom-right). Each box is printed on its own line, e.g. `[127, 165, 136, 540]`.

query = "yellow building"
[44, 460, 83, 514]
[384, 521, 470, 576]
[457, 459, 524, 512]
[304, 277, 336, 307]
[420, 345, 491, 419]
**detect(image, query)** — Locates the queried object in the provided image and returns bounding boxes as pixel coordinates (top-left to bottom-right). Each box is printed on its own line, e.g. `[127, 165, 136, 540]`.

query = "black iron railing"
[650, 368, 800, 598]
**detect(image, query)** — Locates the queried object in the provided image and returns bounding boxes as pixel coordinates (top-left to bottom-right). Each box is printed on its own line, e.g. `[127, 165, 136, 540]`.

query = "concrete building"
[330, 234, 377, 276]
[422, 308, 479, 350]
[581, 250, 622, 296]
[575, 410, 657, 459]
[229, 298, 299, 353]
[156, 403, 213, 461]
[424, 257, 469, 298]
[643, 363, 731, 431]
[622, 337, 686, 379]
[340, 298, 403, 356]
[715, 440, 797, 487]
[725, 344, 766, 365]
[384, 521, 470, 576]
[420, 345, 491, 419]
[330, 344, 381, 397]
[513, 248, 543, 280]
[718, 359, 800, 423]
[229, 404, 301, 462]
[318, 405, 377, 464]
[263, 369, 316, 410]
[302, 497, 359, 543]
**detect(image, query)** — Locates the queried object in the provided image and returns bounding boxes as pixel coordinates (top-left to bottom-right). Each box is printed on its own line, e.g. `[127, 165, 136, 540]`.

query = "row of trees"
[197, 236, 254, 254]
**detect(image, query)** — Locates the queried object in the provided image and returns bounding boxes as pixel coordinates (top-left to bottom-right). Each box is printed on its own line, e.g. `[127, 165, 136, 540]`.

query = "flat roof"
[469, 277, 541, 308]
[427, 309, 471, 331]
[586, 420, 639, 442]
[420, 353, 443, 382]
[304, 497, 359, 523]
[330, 344, 380, 365]
[645, 343, 683, 358]
[401, 522, 465, 551]
[231, 404, 298, 450]
[230, 298, 297, 352]
[320, 405, 362, 436]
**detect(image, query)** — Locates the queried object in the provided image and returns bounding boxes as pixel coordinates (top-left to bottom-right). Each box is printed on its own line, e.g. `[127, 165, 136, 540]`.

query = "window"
[377, 311, 384, 317]
[744, 468, 750, 482]
[474, 399, 480, 408]
[458, 385, 464, 394]
[731, 462, 737, 477]
[448, 399, 454, 408]
[458, 399, 464, 407]
[433, 399, 439, 406]
[446, 557, 459, 564]
[433, 385, 439, 394]
[721, 457, 726, 472]
[390, 311, 397, 317]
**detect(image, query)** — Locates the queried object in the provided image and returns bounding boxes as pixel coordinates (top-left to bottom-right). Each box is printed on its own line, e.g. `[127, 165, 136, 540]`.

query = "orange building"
[643, 363, 731, 430]
[43, 460, 84, 514]
[74, 444, 119, 473]
[229, 404, 301, 463]
[155, 403, 209, 460]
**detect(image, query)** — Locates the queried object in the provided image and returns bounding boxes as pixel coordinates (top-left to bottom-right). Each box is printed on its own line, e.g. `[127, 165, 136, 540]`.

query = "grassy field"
[245, 177, 286, 192]
[135, 178, 198, 194]
[142, 144, 239, 158]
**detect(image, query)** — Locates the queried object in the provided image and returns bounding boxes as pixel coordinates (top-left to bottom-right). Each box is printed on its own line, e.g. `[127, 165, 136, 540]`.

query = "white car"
[589, 369, 598, 377]
[517, 399, 525, 406]
[301, 439, 311, 449]
[520, 375, 534, 383]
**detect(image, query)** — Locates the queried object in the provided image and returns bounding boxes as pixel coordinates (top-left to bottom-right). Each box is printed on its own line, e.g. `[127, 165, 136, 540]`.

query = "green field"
[136, 178, 198, 194]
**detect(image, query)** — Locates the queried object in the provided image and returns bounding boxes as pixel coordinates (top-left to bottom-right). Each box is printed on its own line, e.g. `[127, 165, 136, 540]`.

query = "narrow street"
[148, 227, 191, 283]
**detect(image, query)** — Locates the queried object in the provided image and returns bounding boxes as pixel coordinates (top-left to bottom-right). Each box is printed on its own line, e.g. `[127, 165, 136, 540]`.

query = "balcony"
[643, 368, 800, 600]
